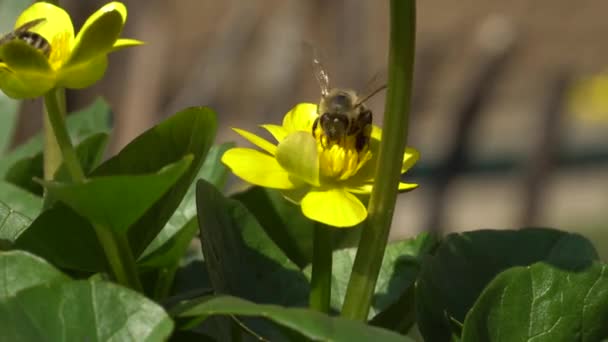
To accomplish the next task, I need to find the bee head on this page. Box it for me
[320,113,349,140]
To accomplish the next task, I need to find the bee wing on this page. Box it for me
[356,70,388,106]
[0,18,46,45]
[310,45,330,97]
[15,18,47,33]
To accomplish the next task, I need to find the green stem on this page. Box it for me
[309,223,333,313]
[93,225,143,292]
[153,266,178,300]
[341,0,416,320]
[44,88,142,292]
[43,88,84,181]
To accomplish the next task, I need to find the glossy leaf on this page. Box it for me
[91,106,217,257]
[0,200,31,244]
[0,97,111,177]
[462,262,608,342]
[5,132,108,196]
[0,181,41,218]
[138,218,198,270]
[0,280,174,341]
[15,204,105,272]
[0,250,68,298]
[173,295,413,342]
[142,143,233,259]
[416,228,599,342]
[0,93,19,156]
[41,157,192,235]
[233,186,362,268]
[196,179,309,306]
[304,232,436,320]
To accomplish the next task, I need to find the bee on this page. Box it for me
[0,18,51,57]
[311,53,386,152]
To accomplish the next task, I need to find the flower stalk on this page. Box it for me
[309,223,333,312]
[341,0,416,320]
[43,87,84,181]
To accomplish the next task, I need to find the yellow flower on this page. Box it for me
[568,72,608,122]
[222,103,419,228]
[0,2,142,99]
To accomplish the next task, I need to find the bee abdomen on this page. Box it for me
[18,31,51,56]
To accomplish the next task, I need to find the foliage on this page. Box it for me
[1,1,607,341]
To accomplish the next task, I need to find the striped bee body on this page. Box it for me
[0,18,51,57]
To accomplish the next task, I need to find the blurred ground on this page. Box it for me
[10,0,608,258]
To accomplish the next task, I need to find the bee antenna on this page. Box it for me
[355,84,387,108]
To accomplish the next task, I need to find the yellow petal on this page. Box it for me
[57,55,108,89]
[67,2,127,66]
[402,147,419,174]
[111,38,144,52]
[276,131,320,186]
[282,103,319,133]
[16,2,75,45]
[233,128,276,155]
[261,124,288,143]
[0,64,55,99]
[281,186,310,204]
[221,148,297,189]
[301,188,367,228]
[398,182,418,192]
[346,181,418,194]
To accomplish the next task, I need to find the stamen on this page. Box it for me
[316,134,371,180]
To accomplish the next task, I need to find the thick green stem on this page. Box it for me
[44,88,142,291]
[43,88,84,181]
[309,224,333,313]
[341,0,416,320]
[93,225,143,292]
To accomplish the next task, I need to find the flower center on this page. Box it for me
[49,31,71,70]
[317,135,372,181]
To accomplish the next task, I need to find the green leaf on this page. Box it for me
[233,186,361,268]
[15,204,105,272]
[0,181,41,218]
[92,106,217,257]
[462,262,608,342]
[173,295,414,342]
[41,157,192,234]
[0,250,69,298]
[0,97,111,177]
[416,228,599,342]
[0,279,174,341]
[5,132,109,196]
[15,108,216,273]
[303,232,436,320]
[141,143,233,259]
[0,93,19,156]
[196,179,309,306]
[0,200,31,244]
[138,218,198,270]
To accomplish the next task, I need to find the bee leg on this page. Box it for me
[355,110,373,151]
[312,117,320,138]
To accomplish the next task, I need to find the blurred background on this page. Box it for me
[6,0,608,258]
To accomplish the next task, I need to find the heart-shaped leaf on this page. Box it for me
[416,228,599,342]
[0,250,68,298]
[41,157,192,234]
[0,97,111,177]
[0,279,174,341]
[172,295,413,342]
[91,106,217,257]
[303,232,436,321]
[142,143,233,259]
[462,262,608,341]
[233,186,362,268]
[15,204,105,272]
[196,179,309,306]
[0,181,41,218]
[5,132,108,196]
[0,201,31,244]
